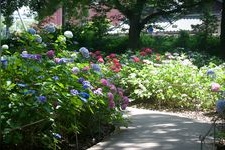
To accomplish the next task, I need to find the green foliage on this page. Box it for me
[0,27,129,149]
[118,51,224,110]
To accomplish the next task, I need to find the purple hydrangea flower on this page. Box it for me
[21,53,42,61]
[70,89,79,95]
[109,100,115,109]
[79,47,90,58]
[46,50,55,59]
[37,96,47,103]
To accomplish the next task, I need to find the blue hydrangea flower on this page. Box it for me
[79,47,90,58]
[207,69,216,79]
[70,89,79,95]
[1,58,7,68]
[44,24,56,33]
[216,99,225,115]
[78,77,85,84]
[52,133,62,139]
[78,92,89,102]
[82,81,92,89]
[17,83,28,87]
[37,96,47,103]
[27,28,36,35]
[91,64,101,72]
[34,34,42,43]
[52,76,59,80]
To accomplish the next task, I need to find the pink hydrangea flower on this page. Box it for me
[100,79,108,86]
[107,92,114,101]
[211,83,220,92]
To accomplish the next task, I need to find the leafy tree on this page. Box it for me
[220,0,225,59]
[1,0,211,50]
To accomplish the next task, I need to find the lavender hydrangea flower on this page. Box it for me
[70,89,79,95]
[21,53,42,61]
[91,64,101,72]
[79,47,90,58]
[37,96,47,103]
[64,31,73,38]
[27,28,36,35]
[82,81,92,89]
[93,88,103,95]
[71,67,80,74]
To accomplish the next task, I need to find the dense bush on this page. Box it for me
[117,49,225,110]
[0,27,129,149]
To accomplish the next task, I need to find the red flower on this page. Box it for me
[144,48,153,54]
[95,50,101,55]
[97,58,104,63]
[140,51,147,56]
[133,56,140,62]
[112,58,119,64]
[109,53,116,59]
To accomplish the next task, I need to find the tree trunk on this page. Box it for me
[220,0,225,59]
[128,18,142,50]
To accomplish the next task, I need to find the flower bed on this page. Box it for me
[0,27,129,149]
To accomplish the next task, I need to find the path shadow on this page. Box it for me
[88,108,212,150]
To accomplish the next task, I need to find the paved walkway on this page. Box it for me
[88,107,213,150]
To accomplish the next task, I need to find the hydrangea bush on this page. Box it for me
[0,27,129,149]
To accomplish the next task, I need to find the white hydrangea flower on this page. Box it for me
[2,44,9,50]
[22,51,28,54]
[64,31,73,38]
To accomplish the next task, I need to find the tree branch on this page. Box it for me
[141,0,207,27]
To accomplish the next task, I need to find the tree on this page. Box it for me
[96,0,210,49]
[220,0,225,59]
[1,0,210,50]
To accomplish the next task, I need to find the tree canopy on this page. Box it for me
[0,0,219,50]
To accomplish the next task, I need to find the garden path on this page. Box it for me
[88,107,212,150]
